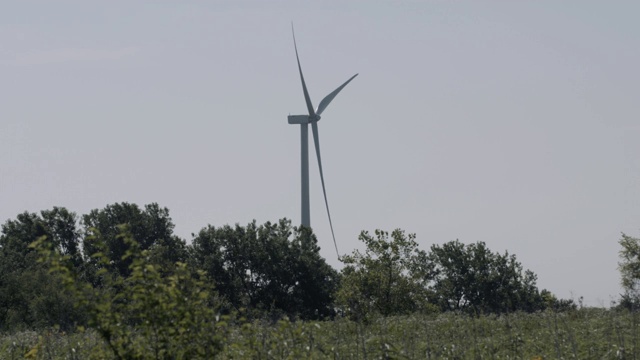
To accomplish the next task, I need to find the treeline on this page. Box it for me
[0,202,574,333]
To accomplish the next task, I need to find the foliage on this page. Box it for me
[189,219,339,320]
[0,208,81,268]
[337,229,435,320]
[31,225,226,359]
[3,308,640,359]
[82,202,187,281]
[0,208,84,331]
[619,232,640,309]
[1,201,580,350]
[428,240,546,314]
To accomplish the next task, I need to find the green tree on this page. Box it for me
[427,240,545,314]
[0,208,83,331]
[619,232,640,309]
[82,202,187,280]
[31,225,226,359]
[41,207,84,268]
[189,219,339,320]
[337,229,434,321]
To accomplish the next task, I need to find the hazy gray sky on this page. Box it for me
[2,1,639,306]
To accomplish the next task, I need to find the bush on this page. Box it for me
[32,225,226,359]
[337,229,435,321]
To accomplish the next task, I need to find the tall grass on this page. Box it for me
[1,308,638,359]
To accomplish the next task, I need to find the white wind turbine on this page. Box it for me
[287,26,358,255]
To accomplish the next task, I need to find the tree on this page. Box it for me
[0,208,84,330]
[189,219,339,320]
[31,225,226,359]
[427,240,544,314]
[41,207,84,268]
[82,202,187,280]
[619,233,640,309]
[337,229,434,320]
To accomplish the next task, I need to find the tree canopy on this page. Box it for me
[0,202,574,334]
[337,229,433,320]
[189,219,339,320]
[427,240,545,313]
[337,231,548,319]
[82,202,187,280]
[0,208,83,330]
[619,232,640,309]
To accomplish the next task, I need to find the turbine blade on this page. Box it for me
[292,24,315,117]
[316,73,358,116]
[311,121,339,256]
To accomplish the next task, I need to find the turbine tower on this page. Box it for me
[287,26,358,255]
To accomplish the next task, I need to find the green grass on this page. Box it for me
[1,308,638,359]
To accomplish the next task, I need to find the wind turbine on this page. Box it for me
[287,26,358,255]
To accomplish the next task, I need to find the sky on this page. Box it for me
[1,1,639,306]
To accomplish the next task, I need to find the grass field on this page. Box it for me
[1,308,638,359]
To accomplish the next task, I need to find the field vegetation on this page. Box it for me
[2,309,639,359]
